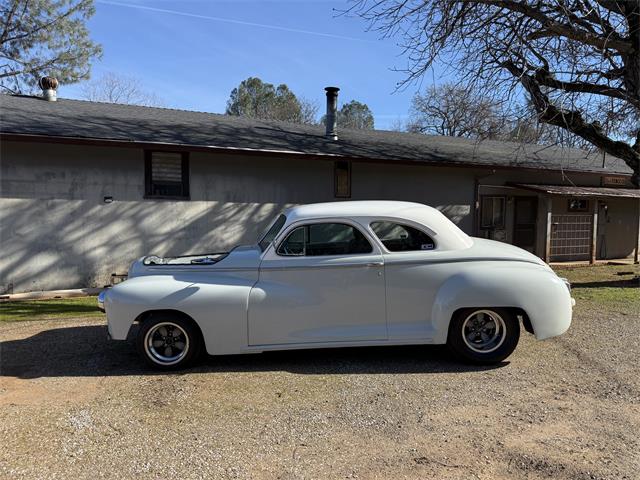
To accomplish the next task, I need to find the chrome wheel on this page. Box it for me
[461,310,506,354]
[144,322,190,366]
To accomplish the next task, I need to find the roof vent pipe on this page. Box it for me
[39,76,58,102]
[324,86,339,140]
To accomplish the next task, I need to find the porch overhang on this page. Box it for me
[513,184,640,265]
[512,184,640,199]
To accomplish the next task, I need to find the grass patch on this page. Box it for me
[553,264,639,314]
[0,296,102,322]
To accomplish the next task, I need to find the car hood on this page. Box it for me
[128,244,262,278]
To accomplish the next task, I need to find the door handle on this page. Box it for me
[366,262,384,267]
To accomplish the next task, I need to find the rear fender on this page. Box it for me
[430,263,572,343]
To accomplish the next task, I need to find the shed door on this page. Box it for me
[513,197,538,252]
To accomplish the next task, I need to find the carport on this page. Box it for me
[514,184,640,264]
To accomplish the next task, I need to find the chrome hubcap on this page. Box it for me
[144,322,189,365]
[461,310,506,354]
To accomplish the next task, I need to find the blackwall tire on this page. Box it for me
[447,308,520,364]
[136,315,202,370]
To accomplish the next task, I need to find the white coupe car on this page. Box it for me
[101,201,573,369]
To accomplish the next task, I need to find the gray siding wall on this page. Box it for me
[1,142,476,293]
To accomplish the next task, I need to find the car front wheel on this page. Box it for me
[136,315,202,370]
[447,308,520,364]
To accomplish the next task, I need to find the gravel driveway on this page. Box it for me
[1,291,639,479]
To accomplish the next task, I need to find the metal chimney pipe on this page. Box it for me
[39,76,59,102]
[324,86,339,140]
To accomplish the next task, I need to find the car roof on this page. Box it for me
[285,200,429,220]
[283,201,473,251]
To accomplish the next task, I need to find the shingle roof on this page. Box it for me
[0,94,632,175]
[515,184,640,198]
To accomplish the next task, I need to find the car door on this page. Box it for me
[248,220,387,346]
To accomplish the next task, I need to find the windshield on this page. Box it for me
[258,214,287,252]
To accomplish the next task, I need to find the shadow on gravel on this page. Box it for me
[571,277,639,289]
[0,324,507,379]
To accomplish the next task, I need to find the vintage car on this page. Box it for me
[101,201,573,369]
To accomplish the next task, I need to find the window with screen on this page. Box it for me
[370,221,435,251]
[568,198,589,212]
[334,161,351,198]
[480,196,506,228]
[145,151,189,199]
[277,223,372,256]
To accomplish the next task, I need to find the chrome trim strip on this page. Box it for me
[381,257,542,267]
[144,267,258,273]
[260,261,384,271]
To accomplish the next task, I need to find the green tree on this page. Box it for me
[338,100,374,130]
[226,77,317,124]
[322,100,375,130]
[0,0,102,93]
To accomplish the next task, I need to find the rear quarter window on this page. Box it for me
[371,221,435,252]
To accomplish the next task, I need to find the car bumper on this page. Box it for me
[97,289,107,312]
[560,276,576,307]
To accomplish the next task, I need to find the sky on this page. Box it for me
[60,0,448,130]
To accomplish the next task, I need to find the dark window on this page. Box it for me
[259,214,287,252]
[568,198,589,212]
[278,225,307,256]
[145,151,189,199]
[481,196,506,228]
[334,161,351,198]
[371,221,435,251]
[277,223,372,256]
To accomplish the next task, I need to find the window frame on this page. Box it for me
[480,195,506,229]
[334,160,351,198]
[144,150,190,200]
[369,220,437,253]
[567,198,589,212]
[275,221,374,257]
[258,214,287,252]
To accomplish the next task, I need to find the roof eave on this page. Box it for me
[0,132,633,178]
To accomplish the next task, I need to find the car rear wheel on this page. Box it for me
[447,308,520,364]
[136,315,202,370]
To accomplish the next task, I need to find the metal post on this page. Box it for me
[591,200,599,264]
[544,196,552,263]
[635,198,640,264]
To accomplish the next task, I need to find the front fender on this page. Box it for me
[105,270,258,355]
[430,262,572,343]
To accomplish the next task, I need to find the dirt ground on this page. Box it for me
[1,267,639,479]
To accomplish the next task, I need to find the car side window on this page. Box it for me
[277,223,373,256]
[370,221,435,252]
[278,225,306,255]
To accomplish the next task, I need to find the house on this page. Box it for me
[1,85,639,293]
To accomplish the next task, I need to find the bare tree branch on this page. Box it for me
[503,60,640,185]
[80,72,164,107]
[348,0,640,185]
